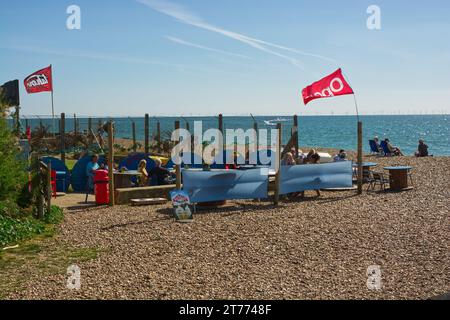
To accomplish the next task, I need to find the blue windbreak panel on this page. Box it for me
[183,168,269,203]
[280,161,353,195]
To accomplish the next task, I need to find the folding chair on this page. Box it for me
[367,171,389,191]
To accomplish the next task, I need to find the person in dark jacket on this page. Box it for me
[149,158,172,185]
[415,139,429,157]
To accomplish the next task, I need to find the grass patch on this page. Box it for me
[0,236,100,298]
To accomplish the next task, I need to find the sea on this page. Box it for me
[12,115,450,156]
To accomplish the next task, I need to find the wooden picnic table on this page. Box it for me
[113,170,140,188]
[383,166,413,191]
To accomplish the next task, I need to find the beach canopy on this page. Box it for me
[118,153,156,172]
[40,157,70,192]
[71,155,106,192]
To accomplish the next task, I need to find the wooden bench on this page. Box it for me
[114,185,176,205]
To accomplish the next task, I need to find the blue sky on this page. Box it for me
[1,0,449,116]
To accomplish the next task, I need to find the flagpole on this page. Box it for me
[50,64,55,137]
[353,94,360,123]
[342,70,363,195]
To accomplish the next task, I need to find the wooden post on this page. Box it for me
[60,113,66,164]
[98,119,104,149]
[357,121,363,195]
[175,121,181,190]
[107,121,115,206]
[132,121,137,153]
[88,118,93,145]
[144,114,149,157]
[274,123,282,205]
[47,162,52,214]
[74,114,77,136]
[218,113,224,155]
[15,106,20,136]
[293,115,299,158]
[156,121,161,153]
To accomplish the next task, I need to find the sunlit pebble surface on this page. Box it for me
[7,155,450,300]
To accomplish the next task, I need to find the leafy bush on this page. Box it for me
[43,205,64,224]
[0,117,27,205]
[0,214,45,247]
[0,205,64,247]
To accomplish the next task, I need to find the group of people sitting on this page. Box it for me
[281,148,322,199]
[281,148,322,166]
[137,158,174,187]
[372,136,429,157]
[86,154,174,190]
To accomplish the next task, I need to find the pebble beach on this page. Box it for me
[3,155,450,300]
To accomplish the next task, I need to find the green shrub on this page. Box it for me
[44,205,64,224]
[0,118,27,205]
[0,214,45,248]
[0,205,64,248]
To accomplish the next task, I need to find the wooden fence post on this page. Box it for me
[357,121,363,195]
[144,114,149,157]
[47,161,52,214]
[60,113,65,164]
[175,121,181,190]
[88,118,93,145]
[74,114,77,136]
[274,123,282,205]
[132,121,137,153]
[107,121,115,206]
[156,121,161,153]
[293,115,299,158]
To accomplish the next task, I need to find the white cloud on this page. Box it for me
[138,0,335,68]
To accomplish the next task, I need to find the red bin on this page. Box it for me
[94,170,109,205]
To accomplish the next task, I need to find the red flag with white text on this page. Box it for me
[24,65,53,94]
[302,68,354,105]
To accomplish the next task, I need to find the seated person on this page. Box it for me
[149,158,173,185]
[281,152,296,166]
[385,139,404,156]
[86,154,100,191]
[137,159,149,187]
[303,149,316,164]
[333,150,347,162]
[299,153,321,198]
[373,136,382,152]
[415,139,429,157]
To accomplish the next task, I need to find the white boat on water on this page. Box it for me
[264,118,289,126]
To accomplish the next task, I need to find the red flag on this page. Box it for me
[302,68,354,105]
[24,65,53,94]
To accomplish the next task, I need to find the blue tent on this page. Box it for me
[40,157,70,192]
[118,153,156,171]
[71,155,106,192]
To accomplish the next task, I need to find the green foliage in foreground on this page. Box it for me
[0,205,64,248]
[0,118,27,205]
